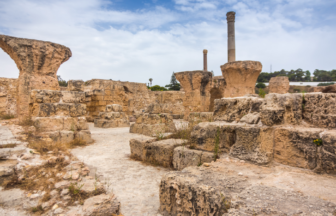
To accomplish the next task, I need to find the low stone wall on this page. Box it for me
[29,90,92,143]
[130,138,214,169]
[0,78,17,117]
[146,91,185,116]
[94,104,129,128]
[129,113,176,137]
[188,112,213,123]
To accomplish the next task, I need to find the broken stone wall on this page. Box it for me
[84,79,186,121]
[29,89,92,143]
[94,104,129,128]
[0,78,18,117]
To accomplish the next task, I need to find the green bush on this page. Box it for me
[317,82,335,86]
[256,82,266,89]
[149,85,167,91]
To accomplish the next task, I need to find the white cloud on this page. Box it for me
[0,0,335,86]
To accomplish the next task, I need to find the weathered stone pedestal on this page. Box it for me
[175,71,212,119]
[220,61,262,97]
[0,35,72,120]
[269,76,290,94]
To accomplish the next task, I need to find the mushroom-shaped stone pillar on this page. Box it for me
[220,61,262,97]
[175,70,212,119]
[0,35,72,119]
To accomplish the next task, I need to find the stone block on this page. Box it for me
[129,137,156,160]
[0,146,26,159]
[69,103,86,117]
[82,194,120,215]
[214,96,263,122]
[173,147,214,170]
[145,103,162,114]
[94,119,117,128]
[99,112,121,120]
[303,93,336,128]
[269,76,290,94]
[239,112,260,124]
[61,91,85,103]
[63,117,77,131]
[67,80,84,92]
[60,131,74,143]
[260,93,302,126]
[76,130,93,144]
[188,112,213,123]
[30,90,62,103]
[143,139,185,167]
[273,127,322,169]
[33,117,64,132]
[129,123,143,134]
[30,103,57,117]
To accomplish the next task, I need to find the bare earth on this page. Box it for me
[71,123,168,216]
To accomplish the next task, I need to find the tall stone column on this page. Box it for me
[203,49,208,71]
[226,11,236,62]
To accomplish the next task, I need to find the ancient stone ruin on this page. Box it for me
[268,76,290,93]
[1,10,336,216]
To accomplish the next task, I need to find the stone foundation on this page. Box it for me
[0,78,17,116]
[94,104,129,128]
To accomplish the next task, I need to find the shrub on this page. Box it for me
[149,85,167,91]
[317,82,335,86]
[256,82,266,89]
[0,113,15,120]
[258,88,266,98]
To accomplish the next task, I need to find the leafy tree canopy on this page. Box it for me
[165,72,180,91]
[57,75,68,87]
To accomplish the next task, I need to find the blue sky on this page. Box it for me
[1,0,336,86]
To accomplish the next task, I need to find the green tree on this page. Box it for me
[165,72,180,91]
[149,78,153,86]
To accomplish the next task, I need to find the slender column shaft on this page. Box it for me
[226,11,236,62]
[203,49,208,71]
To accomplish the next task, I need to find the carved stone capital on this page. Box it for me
[203,49,208,54]
[226,11,235,22]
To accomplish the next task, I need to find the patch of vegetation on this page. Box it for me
[0,113,15,120]
[31,205,43,213]
[258,88,266,98]
[68,138,87,148]
[255,82,266,89]
[0,143,17,149]
[149,85,168,91]
[313,138,323,146]
[165,72,180,91]
[317,82,335,86]
[57,75,68,87]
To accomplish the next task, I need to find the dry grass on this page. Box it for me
[0,113,15,120]
[67,138,88,149]
[0,143,17,148]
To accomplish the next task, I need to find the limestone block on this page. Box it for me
[33,116,64,132]
[269,76,290,94]
[76,117,89,130]
[213,96,263,122]
[303,93,336,128]
[0,35,72,119]
[142,124,166,137]
[129,123,143,134]
[60,131,74,143]
[260,93,302,126]
[316,130,336,174]
[143,139,185,168]
[82,194,120,216]
[173,147,214,170]
[106,104,123,112]
[129,137,156,160]
[63,117,77,131]
[145,103,162,114]
[61,91,85,103]
[94,119,117,128]
[0,146,26,159]
[67,80,84,92]
[220,61,262,97]
[75,130,93,143]
[30,90,62,104]
[69,104,86,117]
[191,122,237,152]
[99,112,121,120]
[239,112,260,124]
[188,112,213,123]
[321,85,336,93]
[273,127,322,170]
[230,126,274,165]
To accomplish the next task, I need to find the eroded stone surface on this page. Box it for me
[268,76,290,94]
[0,35,71,119]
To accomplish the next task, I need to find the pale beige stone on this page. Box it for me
[269,76,290,94]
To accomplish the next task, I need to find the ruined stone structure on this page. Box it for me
[0,35,71,120]
[221,61,262,97]
[29,89,92,143]
[269,76,290,94]
[129,113,176,137]
[94,104,129,128]
[175,71,212,119]
[209,76,225,111]
[0,78,17,116]
[226,11,236,62]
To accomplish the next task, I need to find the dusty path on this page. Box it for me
[71,123,168,216]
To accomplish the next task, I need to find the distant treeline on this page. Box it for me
[257,69,336,82]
